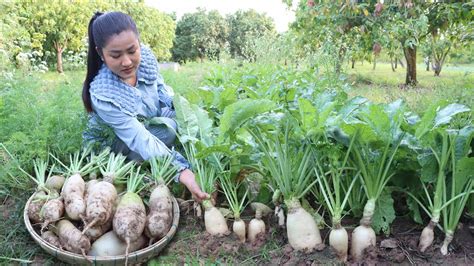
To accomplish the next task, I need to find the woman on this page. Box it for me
[82,11,208,202]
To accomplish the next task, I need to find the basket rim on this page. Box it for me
[24,191,179,262]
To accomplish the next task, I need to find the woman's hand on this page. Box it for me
[179,169,209,203]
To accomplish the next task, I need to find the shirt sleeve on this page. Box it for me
[158,83,176,118]
[91,97,190,173]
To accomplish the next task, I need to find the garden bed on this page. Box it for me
[151,204,474,265]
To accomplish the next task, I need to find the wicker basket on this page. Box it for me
[24,193,179,265]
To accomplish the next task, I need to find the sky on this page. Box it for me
[144,0,299,33]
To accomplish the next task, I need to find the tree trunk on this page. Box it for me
[433,62,441,76]
[335,46,346,74]
[351,59,355,69]
[398,58,405,68]
[390,58,395,72]
[395,58,398,69]
[56,45,64,73]
[373,56,377,70]
[432,46,450,77]
[403,45,417,86]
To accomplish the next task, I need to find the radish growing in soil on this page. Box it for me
[248,202,272,243]
[181,140,229,236]
[219,169,249,242]
[51,149,107,221]
[173,95,232,236]
[249,123,321,251]
[313,136,358,262]
[406,130,474,255]
[82,152,133,236]
[113,166,147,265]
[196,161,229,236]
[145,155,178,244]
[348,134,403,261]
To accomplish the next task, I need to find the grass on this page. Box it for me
[0,70,86,193]
[346,61,474,114]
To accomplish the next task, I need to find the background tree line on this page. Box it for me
[288,0,473,85]
[1,0,471,87]
[0,1,276,73]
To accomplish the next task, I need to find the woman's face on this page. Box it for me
[101,30,141,82]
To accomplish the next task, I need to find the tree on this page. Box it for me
[172,8,228,62]
[118,3,176,61]
[0,2,32,70]
[15,1,90,73]
[425,2,472,76]
[226,9,276,61]
[291,1,379,74]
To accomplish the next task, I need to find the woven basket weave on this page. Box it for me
[24,193,179,265]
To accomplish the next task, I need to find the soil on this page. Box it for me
[3,194,473,265]
[155,205,474,265]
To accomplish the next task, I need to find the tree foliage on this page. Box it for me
[172,8,228,63]
[289,0,473,85]
[16,1,90,73]
[226,10,277,61]
[117,3,176,61]
[0,2,31,70]
[424,2,473,76]
[1,0,176,72]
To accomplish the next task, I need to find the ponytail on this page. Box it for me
[82,12,103,113]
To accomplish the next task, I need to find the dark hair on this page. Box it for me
[82,11,140,113]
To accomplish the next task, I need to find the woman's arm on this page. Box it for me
[92,97,187,166]
[179,169,210,202]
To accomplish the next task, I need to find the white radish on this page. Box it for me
[40,196,64,231]
[329,225,348,262]
[145,156,176,244]
[233,218,246,243]
[419,219,436,252]
[248,216,265,243]
[145,184,173,243]
[21,159,57,224]
[202,199,229,236]
[45,175,65,192]
[28,191,47,224]
[89,231,147,256]
[286,198,322,251]
[41,230,61,248]
[275,205,285,228]
[440,230,454,255]
[351,198,376,261]
[61,173,86,220]
[84,215,113,242]
[248,203,272,243]
[84,152,132,235]
[55,220,91,257]
[82,181,117,233]
[113,167,146,265]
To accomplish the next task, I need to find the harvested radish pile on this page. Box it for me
[25,149,180,263]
